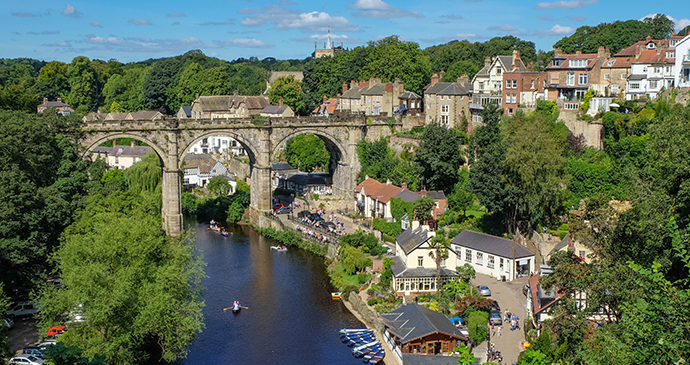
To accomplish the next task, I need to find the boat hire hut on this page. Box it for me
[450,230,535,281]
[381,303,468,364]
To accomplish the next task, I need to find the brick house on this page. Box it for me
[545,47,608,111]
[501,69,547,116]
[423,74,471,128]
[37,98,73,115]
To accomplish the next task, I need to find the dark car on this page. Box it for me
[322,221,336,229]
[275,206,292,214]
[297,210,311,218]
[309,213,324,222]
[21,347,44,358]
[489,310,502,325]
[490,300,500,311]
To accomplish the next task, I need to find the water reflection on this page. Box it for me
[181,222,364,365]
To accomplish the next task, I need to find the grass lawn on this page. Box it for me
[465,209,485,219]
[332,264,361,287]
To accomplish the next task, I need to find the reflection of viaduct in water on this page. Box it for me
[80,116,400,236]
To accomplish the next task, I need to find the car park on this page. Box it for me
[275,206,292,214]
[477,285,491,296]
[322,221,335,229]
[490,300,500,311]
[489,310,502,325]
[272,203,284,210]
[37,341,57,352]
[309,213,324,221]
[7,301,40,318]
[9,354,45,364]
[21,347,44,358]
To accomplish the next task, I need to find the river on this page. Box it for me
[181,221,365,365]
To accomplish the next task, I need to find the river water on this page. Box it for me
[181,221,365,365]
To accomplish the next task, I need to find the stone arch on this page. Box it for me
[179,130,261,169]
[81,132,168,166]
[271,128,347,165]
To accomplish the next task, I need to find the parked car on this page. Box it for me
[275,206,292,214]
[272,203,284,210]
[309,213,323,221]
[37,341,57,352]
[21,347,44,358]
[9,354,45,364]
[7,301,40,319]
[297,210,311,218]
[477,285,491,296]
[321,221,335,229]
[490,300,500,311]
[489,310,502,325]
[3,317,14,329]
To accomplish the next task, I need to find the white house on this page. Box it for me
[390,220,458,296]
[625,40,676,100]
[188,135,245,156]
[354,177,404,220]
[182,154,228,188]
[450,230,535,281]
[674,35,690,88]
[90,144,152,170]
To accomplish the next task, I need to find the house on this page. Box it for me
[545,47,609,111]
[599,57,633,99]
[396,91,422,116]
[450,230,535,281]
[526,269,567,326]
[272,162,299,189]
[90,141,152,170]
[182,154,228,188]
[37,98,73,115]
[260,103,294,118]
[618,36,677,100]
[546,233,593,264]
[312,97,339,116]
[390,220,458,296]
[189,94,269,119]
[380,303,467,363]
[673,34,690,88]
[265,71,304,94]
[339,78,405,116]
[188,135,243,155]
[354,177,446,222]
[176,105,192,118]
[423,74,471,128]
[472,50,527,108]
[82,112,108,122]
[285,173,332,194]
[501,68,547,116]
[82,110,164,121]
[391,184,447,223]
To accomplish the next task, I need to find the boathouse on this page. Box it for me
[381,303,468,364]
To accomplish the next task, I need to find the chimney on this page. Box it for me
[343,82,348,94]
[359,80,369,89]
[337,93,341,98]
[131,140,135,147]
[431,73,440,86]
[279,97,284,106]
[597,46,606,59]
[57,97,62,103]
[365,174,369,180]
[673,31,677,37]
[402,182,408,190]
[575,50,582,55]
[112,139,117,147]
[323,95,327,102]
[412,219,420,231]
[43,97,48,104]
[386,179,391,185]
[440,70,445,80]
[646,35,652,42]
[511,49,520,70]
[351,80,358,90]
[457,74,469,87]
[484,56,491,68]
[554,48,562,57]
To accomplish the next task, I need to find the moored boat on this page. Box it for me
[270,246,288,251]
[332,292,342,300]
[340,328,371,333]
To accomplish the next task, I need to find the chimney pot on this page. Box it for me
[554,48,562,57]
[343,82,348,93]
[279,97,284,106]
[112,139,117,147]
[131,140,135,147]
[43,97,48,104]
[402,182,408,189]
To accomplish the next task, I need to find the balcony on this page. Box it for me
[684,55,690,65]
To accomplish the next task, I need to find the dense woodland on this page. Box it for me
[1,14,690,365]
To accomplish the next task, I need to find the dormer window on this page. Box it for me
[569,59,588,68]
[647,42,655,49]
[667,51,675,58]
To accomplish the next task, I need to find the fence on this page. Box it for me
[288,215,343,244]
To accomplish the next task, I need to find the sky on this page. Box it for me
[2,0,689,64]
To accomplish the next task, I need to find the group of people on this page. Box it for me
[488,343,503,362]
[296,225,331,243]
[211,220,229,236]
[504,309,520,331]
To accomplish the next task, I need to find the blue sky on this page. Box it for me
[2,0,689,63]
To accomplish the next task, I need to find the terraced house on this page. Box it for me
[545,47,608,111]
[423,73,471,128]
[189,94,269,119]
[339,78,405,116]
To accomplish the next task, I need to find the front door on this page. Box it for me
[426,341,442,355]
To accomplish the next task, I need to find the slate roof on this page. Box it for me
[399,91,421,99]
[627,74,645,81]
[341,86,363,99]
[395,227,431,255]
[177,106,192,118]
[261,105,290,114]
[287,173,328,186]
[183,154,223,174]
[498,55,527,72]
[229,95,269,110]
[39,100,71,108]
[197,96,230,111]
[393,189,422,203]
[91,146,112,154]
[360,83,387,96]
[109,146,152,157]
[390,255,458,279]
[450,230,534,259]
[426,191,446,200]
[272,162,295,171]
[424,82,470,96]
[128,110,163,120]
[402,353,477,365]
[268,71,304,83]
[381,303,467,344]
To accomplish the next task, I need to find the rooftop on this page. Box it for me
[380,303,467,344]
[450,230,534,259]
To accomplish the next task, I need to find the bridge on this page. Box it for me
[80,115,400,236]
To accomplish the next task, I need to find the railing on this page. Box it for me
[288,216,342,244]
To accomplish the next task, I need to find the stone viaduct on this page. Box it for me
[79,115,400,236]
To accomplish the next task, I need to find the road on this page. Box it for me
[470,273,530,364]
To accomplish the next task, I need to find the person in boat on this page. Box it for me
[282,246,286,250]
[210,219,216,227]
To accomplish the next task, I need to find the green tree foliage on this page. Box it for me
[268,75,305,115]
[101,67,149,112]
[0,110,87,298]
[359,36,432,95]
[469,103,508,214]
[124,151,162,194]
[442,60,480,83]
[455,263,475,282]
[428,231,451,289]
[339,245,369,275]
[466,311,489,346]
[226,189,250,223]
[0,283,10,358]
[413,196,436,222]
[415,123,462,193]
[34,61,70,102]
[43,342,106,365]
[207,176,233,198]
[390,197,414,221]
[67,56,100,112]
[553,15,674,54]
[340,229,387,256]
[285,134,330,172]
[143,57,183,112]
[38,189,205,364]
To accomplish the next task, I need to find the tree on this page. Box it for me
[466,311,489,346]
[413,196,436,222]
[455,263,475,282]
[453,343,477,365]
[428,231,451,290]
[38,190,205,364]
[285,134,330,172]
[469,103,508,215]
[34,61,70,102]
[0,283,11,358]
[143,57,182,112]
[449,187,475,217]
[43,342,105,365]
[340,245,368,275]
[359,36,432,95]
[268,75,305,115]
[67,56,100,112]
[207,176,233,198]
[415,123,462,193]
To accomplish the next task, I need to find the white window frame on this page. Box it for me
[511,93,516,104]
[604,73,610,80]
[567,72,575,86]
[488,255,495,269]
[649,80,658,89]
[630,83,640,90]
[476,252,483,266]
[465,249,471,263]
[418,256,424,267]
[578,73,588,85]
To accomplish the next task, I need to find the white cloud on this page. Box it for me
[128,18,152,26]
[293,33,359,43]
[28,30,60,35]
[63,4,83,18]
[167,12,185,17]
[241,10,362,32]
[487,24,520,33]
[350,0,423,19]
[534,0,597,9]
[91,21,103,28]
[525,24,575,36]
[172,21,181,26]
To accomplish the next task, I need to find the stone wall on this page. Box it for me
[388,136,421,155]
[347,292,384,330]
[226,156,251,181]
[559,112,603,149]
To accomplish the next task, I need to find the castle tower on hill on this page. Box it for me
[314,28,344,59]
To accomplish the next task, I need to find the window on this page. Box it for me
[440,115,449,125]
[441,258,446,268]
[114,157,119,164]
[578,73,588,85]
[630,83,640,89]
[496,67,502,75]
[418,256,423,267]
[376,96,381,103]
[508,108,513,115]
[621,73,627,80]
[649,80,658,89]
[665,66,671,73]
[441,104,449,113]
[479,82,484,91]
[500,258,504,269]
[511,93,517,103]
[569,59,587,67]
[654,67,661,74]
[476,252,483,266]
[506,80,511,89]
[604,73,610,80]
[530,80,535,89]
[611,84,619,95]
[465,249,471,263]
[512,80,517,88]
[505,94,510,104]
[567,72,575,86]
[575,90,586,101]
[488,255,495,269]
[579,251,586,259]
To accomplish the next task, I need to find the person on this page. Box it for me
[491,321,495,336]
[497,325,501,338]
[282,246,286,250]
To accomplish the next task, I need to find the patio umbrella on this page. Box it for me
[609,103,620,108]
[47,325,65,337]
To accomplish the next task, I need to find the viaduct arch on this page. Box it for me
[80,115,400,236]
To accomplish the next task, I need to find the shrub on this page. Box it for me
[367,298,380,306]
[311,193,320,201]
[357,273,370,284]
[382,234,395,243]
[467,311,489,346]
[341,285,360,299]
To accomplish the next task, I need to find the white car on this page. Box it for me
[9,354,45,364]
[7,301,40,319]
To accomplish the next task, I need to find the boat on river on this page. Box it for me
[232,302,241,313]
[270,246,288,251]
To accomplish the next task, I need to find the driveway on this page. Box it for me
[470,273,530,364]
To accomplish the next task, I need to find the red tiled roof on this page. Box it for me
[633,49,673,63]
[601,57,633,68]
[355,177,403,203]
[530,272,567,315]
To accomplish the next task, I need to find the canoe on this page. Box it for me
[340,328,371,333]
[232,304,241,313]
[270,246,288,251]
[352,341,380,355]
[355,345,382,358]
[332,292,342,300]
[363,349,385,361]
[345,336,376,346]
